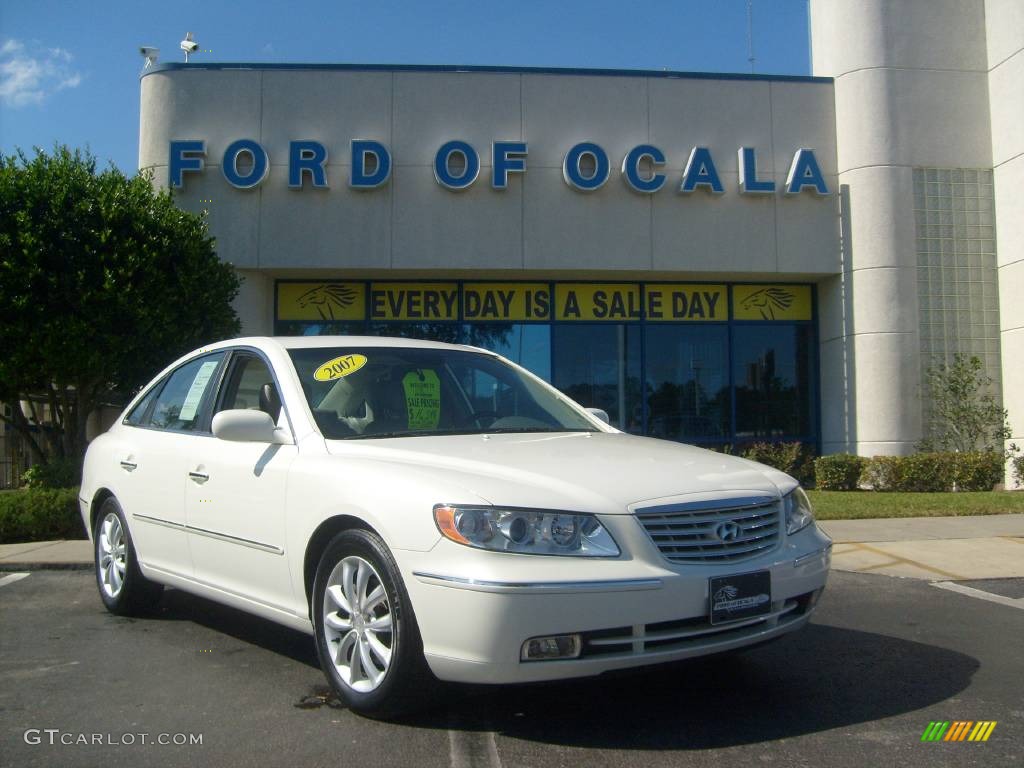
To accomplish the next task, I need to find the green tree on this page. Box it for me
[919,354,1010,453]
[0,146,240,470]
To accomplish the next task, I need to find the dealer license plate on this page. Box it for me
[709,571,772,625]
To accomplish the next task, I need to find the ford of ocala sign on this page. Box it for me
[169,140,829,196]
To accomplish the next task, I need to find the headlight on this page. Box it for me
[433,505,620,557]
[783,487,815,535]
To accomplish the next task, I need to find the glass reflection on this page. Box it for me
[553,325,642,433]
[733,325,813,439]
[645,325,729,442]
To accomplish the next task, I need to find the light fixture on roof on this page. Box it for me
[180,32,199,62]
[139,46,160,69]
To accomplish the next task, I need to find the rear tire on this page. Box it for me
[312,529,435,719]
[93,497,163,616]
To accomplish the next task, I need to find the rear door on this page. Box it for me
[116,352,227,577]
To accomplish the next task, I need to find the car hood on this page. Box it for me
[325,431,795,514]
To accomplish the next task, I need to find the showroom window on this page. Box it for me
[732,325,815,440]
[645,325,730,443]
[274,280,818,449]
[553,325,642,433]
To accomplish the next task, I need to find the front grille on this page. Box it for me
[580,597,804,657]
[636,496,781,563]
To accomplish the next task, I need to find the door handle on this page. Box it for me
[120,458,138,472]
[188,470,209,484]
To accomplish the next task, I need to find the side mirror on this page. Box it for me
[586,407,610,425]
[212,409,292,445]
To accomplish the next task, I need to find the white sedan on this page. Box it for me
[81,336,831,717]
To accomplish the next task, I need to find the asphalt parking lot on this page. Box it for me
[1,570,1021,767]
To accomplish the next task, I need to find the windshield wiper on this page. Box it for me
[341,427,596,439]
[344,430,451,440]
[483,427,595,435]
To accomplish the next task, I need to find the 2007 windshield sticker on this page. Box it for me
[314,354,368,382]
[403,370,441,430]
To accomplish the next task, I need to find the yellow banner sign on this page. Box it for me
[277,282,365,321]
[369,282,459,321]
[278,281,814,323]
[732,285,812,321]
[644,284,726,321]
[463,283,551,321]
[555,283,643,321]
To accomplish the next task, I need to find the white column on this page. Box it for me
[810,0,992,456]
[986,0,1024,487]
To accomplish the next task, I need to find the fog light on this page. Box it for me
[521,634,581,661]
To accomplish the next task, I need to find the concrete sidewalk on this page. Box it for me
[0,539,93,571]
[2,514,1023,581]
[820,514,1024,581]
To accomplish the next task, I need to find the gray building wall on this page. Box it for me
[139,68,840,281]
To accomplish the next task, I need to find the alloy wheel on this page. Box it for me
[321,556,394,693]
[98,512,127,598]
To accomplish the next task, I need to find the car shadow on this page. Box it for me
[133,590,979,750]
[412,622,979,750]
[139,587,320,669]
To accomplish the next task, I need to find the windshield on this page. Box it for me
[288,346,599,440]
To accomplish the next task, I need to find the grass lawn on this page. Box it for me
[807,490,1024,519]
[3,489,1021,525]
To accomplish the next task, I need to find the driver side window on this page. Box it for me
[217,354,282,422]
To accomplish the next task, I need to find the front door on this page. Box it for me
[184,352,296,612]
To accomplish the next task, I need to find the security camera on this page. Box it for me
[139,46,160,68]
[180,32,199,61]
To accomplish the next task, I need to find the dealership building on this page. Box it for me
[135,0,1022,478]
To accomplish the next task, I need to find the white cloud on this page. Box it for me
[0,38,83,108]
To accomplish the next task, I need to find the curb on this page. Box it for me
[0,561,92,572]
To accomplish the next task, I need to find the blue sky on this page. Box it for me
[0,1,811,174]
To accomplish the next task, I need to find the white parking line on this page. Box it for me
[0,572,31,589]
[449,727,502,768]
[931,581,1024,610]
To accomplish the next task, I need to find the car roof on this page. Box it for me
[210,336,491,354]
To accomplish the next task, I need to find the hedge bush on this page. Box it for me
[21,458,81,490]
[897,453,953,492]
[814,454,867,490]
[859,455,903,491]
[0,488,85,544]
[858,451,1003,492]
[952,451,1005,491]
[1014,454,1024,487]
[737,442,815,486]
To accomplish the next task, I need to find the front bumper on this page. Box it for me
[397,521,832,684]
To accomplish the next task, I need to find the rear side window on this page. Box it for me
[141,353,225,432]
[125,385,161,426]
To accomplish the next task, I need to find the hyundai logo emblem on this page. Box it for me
[714,521,743,542]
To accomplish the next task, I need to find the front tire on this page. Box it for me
[94,497,163,615]
[312,529,434,718]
